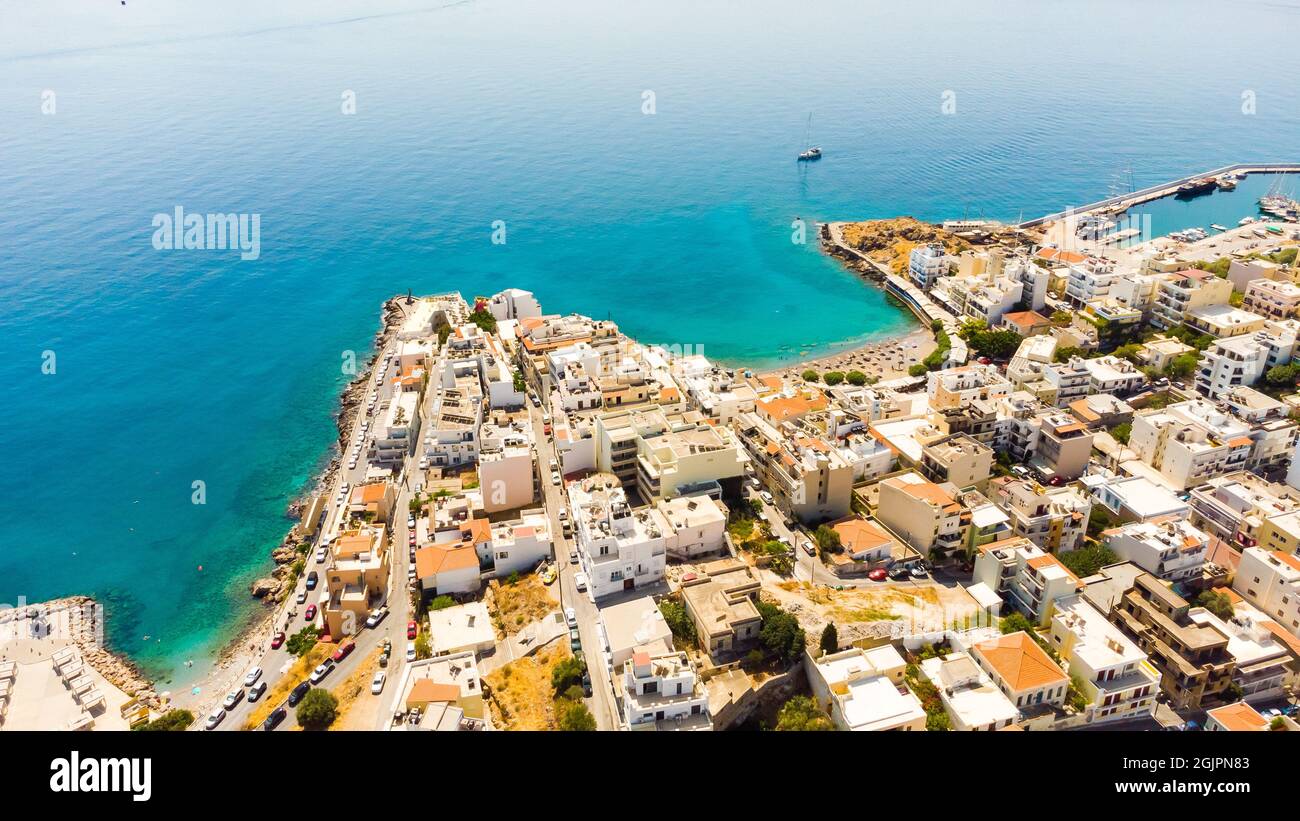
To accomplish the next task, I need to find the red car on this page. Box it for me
[332,638,356,663]
[305,604,317,621]
[868,568,888,582]
[270,631,286,650]
[407,621,418,640]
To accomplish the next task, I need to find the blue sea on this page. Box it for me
[3,0,1300,685]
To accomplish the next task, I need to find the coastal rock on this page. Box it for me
[250,577,280,599]
[271,544,297,565]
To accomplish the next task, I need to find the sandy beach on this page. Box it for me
[757,327,936,383]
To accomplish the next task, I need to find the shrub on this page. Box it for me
[1057,543,1118,577]
[556,698,596,731]
[428,595,455,611]
[908,363,929,377]
[414,633,431,660]
[551,654,586,693]
[801,369,820,382]
[756,600,806,663]
[295,688,338,730]
[135,709,193,732]
[999,612,1034,635]
[1195,590,1234,620]
[823,371,846,386]
[846,370,868,386]
[658,599,697,646]
[286,625,320,657]
[775,695,834,731]
[819,623,839,654]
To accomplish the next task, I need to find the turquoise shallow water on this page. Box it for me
[2,0,1300,684]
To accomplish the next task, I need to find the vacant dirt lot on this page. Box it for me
[483,642,570,731]
[485,575,558,637]
[769,580,981,644]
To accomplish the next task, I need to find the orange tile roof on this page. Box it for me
[1206,701,1268,732]
[1273,551,1300,573]
[461,518,492,545]
[831,517,893,555]
[1003,310,1050,329]
[407,679,461,706]
[757,393,826,423]
[414,544,479,578]
[1026,553,1084,588]
[1262,620,1300,658]
[974,632,1068,692]
[352,483,388,504]
[1227,436,1254,448]
[1036,248,1088,265]
[899,479,958,511]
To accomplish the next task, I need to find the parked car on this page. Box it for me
[802,539,816,557]
[888,566,909,580]
[310,661,334,684]
[305,571,319,591]
[204,709,226,730]
[581,671,592,698]
[569,548,579,565]
[365,607,389,629]
[405,641,416,661]
[247,680,268,702]
[371,671,387,695]
[270,631,286,650]
[909,565,927,579]
[565,607,577,628]
[296,590,308,605]
[263,707,287,730]
[304,604,317,621]
[569,628,582,652]
[868,568,888,582]
[407,516,416,529]
[407,620,418,640]
[539,565,557,585]
[243,667,263,688]
[315,547,328,564]
[760,491,774,505]
[222,689,244,710]
[551,471,561,486]
[574,572,588,592]
[332,639,356,663]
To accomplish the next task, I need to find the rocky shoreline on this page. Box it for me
[247,296,407,607]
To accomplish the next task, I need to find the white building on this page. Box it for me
[919,652,1019,731]
[1048,596,1160,724]
[486,288,542,321]
[909,244,947,290]
[805,646,927,731]
[1233,547,1300,636]
[618,649,711,731]
[477,419,538,513]
[1195,321,1299,399]
[375,390,421,465]
[1103,519,1210,583]
[488,510,552,578]
[571,479,667,600]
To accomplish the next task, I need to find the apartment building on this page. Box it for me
[919,652,1019,731]
[908,243,947,290]
[1048,595,1161,724]
[1128,402,1254,491]
[834,431,896,482]
[1196,322,1300,399]
[1006,334,1058,388]
[679,559,762,661]
[1041,358,1092,407]
[375,390,421,465]
[347,481,398,524]
[876,472,966,559]
[988,477,1091,554]
[570,478,667,600]
[1184,304,1268,339]
[323,524,391,638]
[926,364,1012,411]
[735,411,854,524]
[1102,519,1210,583]
[970,631,1070,713]
[973,537,1083,625]
[389,651,488,731]
[595,406,746,501]
[421,377,482,469]
[1151,268,1233,330]
[1032,413,1095,480]
[1108,572,1235,710]
[806,646,927,731]
[476,419,538,513]
[1082,473,1191,523]
[1189,606,1299,703]
[1233,547,1300,635]
[1189,472,1300,548]
[1205,701,1271,732]
[1065,257,1124,307]
[1138,335,1195,373]
[485,287,542,321]
[487,510,552,578]
[657,495,728,560]
[1243,277,1300,320]
[618,649,711,731]
[920,433,994,492]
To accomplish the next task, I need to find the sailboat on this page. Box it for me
[797,114,822,161]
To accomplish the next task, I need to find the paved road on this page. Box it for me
[526,395,621,730]
[215,342,413,731]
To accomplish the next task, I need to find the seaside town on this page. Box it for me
[9,172,1300,736]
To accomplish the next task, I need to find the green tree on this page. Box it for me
[775,695,834,731]
[1057,543,1119,577]
[823,371,846,386]
[468,308,498,334]
[414,633,432,660]
[908,363,929,377]
[1109,422,1132,444]
[845,370,868,386]
[1195,590,1234,620]
[1054,346,1088,363]
[819,623,839,654]
[1066,675,1090,712]
[427,595,455,611]
[658,599,698,646]
[286,625,320,657]
[135,709,194,732]
[1087,506,1115,538]
[756,600,806,663]
[1050,310,1073,327]
[1166,352,1199,379]
[999,612,1034,635]
[295,688,338,730]
[813,524,843,556]
[551,654,586,693]
[556,698,597,731]
[801,369,820,382]
[965,328,1022,360]
[1265,363,1300,388]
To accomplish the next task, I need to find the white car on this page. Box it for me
[405,641,416,661]
[243,667,263,688]
[310,662,334,685]
[417,458,429,470]
[407,516,416,529]
[371,671,387,695]
[565,607,577,629]
[315,547,328,564]
[551,471,561,486]
[365,606,389,629]
[296,590,308,604]
[574,572,588,592]
[204,709,226,730]
[760,491,774,505]
[557,509,568,522]
[222,689,244,710]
